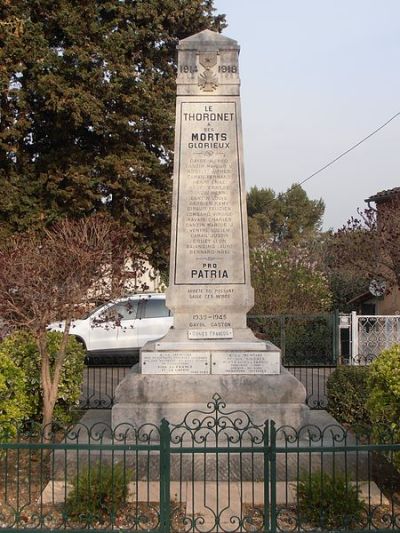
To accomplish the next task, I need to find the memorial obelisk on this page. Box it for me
[165,30,258,346]
[112,30,308,428]
[151,29,280,367]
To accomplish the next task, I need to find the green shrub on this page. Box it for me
[284,319,333,365]
[296,472,365,529]
[0,331,85,423]
[65,463,130,519]
[326,366,371,430]
[366,344,400,470]
[0,350,32,439]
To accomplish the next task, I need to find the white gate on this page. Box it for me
[349,312,400,364]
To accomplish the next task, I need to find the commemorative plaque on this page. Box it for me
[141,351,210,375]
[188,328,233,339]
[211,352,280,375]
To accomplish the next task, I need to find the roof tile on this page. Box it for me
[365,187,400,203]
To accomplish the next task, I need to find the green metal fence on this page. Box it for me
[247,312,340,409]
[1,394,399,533]
[247,311,339,365]
[80,360,132,409]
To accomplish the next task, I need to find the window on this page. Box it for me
[142,299,171,318]
[361,303,376,315]
[99,300,138,322]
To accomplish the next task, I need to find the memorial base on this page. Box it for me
[112,365,323,430]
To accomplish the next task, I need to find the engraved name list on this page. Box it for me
[174,101,245,286]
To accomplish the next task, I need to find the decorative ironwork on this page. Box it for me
[79,362,132,409]
[170,392,264,444]
[2,397,399,532]
[353,315,400,363]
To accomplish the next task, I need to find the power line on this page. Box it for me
[298,111,400,186]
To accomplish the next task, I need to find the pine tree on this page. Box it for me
[247,184,325,247]
[0,0,225,269]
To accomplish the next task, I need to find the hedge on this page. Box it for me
[0,331,85,424]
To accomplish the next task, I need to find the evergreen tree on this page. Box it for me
[0,0,225,269]
[247,184,325,248]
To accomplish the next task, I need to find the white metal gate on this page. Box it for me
[349,312,400,364]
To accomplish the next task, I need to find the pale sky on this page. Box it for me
[213,0,400,230]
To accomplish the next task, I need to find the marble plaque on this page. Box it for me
[141,351,210,375]
[188,328,233,339]
[211,352,280,375]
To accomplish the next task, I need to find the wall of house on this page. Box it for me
[377,287,400,315]
[87,260,165,304]
[374,193,400,315]
[124,262,164,293]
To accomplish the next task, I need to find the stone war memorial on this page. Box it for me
[113,30,332,430]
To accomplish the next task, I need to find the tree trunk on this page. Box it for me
[38,322,71,441]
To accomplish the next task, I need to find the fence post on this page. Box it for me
[331,309,339,364]
[280,316,286,362]
[350,311,359,365]
[270,420,277,533]
[159,418,171,533]
[263,420,270,532]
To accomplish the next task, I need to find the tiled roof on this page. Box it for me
[365,187,400,203]
[347,291,374,305]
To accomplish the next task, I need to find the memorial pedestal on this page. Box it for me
[112,329,312,429]
[112,364,313,429]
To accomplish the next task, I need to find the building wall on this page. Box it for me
[87,260,165,304]
[377,287,400,315]
[374,192,400,314]
[124,262,164,293]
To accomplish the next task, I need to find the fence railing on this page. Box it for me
[1,395,399,533]
[285,364,337,409]
[80,361,132,409]
[247,312,339,365]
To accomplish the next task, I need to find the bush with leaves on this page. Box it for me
[251,246,332,315]
[296,472,365,529]
[367,344,400,470]
[0,349,31,440]
[284,318,333,365]
[327,366,371,430]
[0,331,85,424]
[65,463,131,520]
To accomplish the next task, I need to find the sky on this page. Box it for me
[213,0,400,230]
